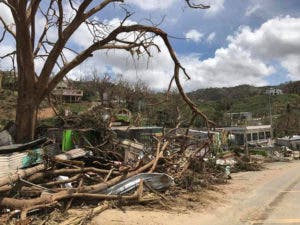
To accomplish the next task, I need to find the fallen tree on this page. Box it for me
[0,135,167,215]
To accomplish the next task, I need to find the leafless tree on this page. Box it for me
[0,0,213,143]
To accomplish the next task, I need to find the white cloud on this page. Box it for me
[185,29,203,42]
[180,16,300,90]
[245,3,261,17]
[71,18,137,49]
[207,32,216,43]
[74,19,272,91]
[2,9,299,92]
[181,46,274,90]
[0,5,17,71]
[65,16,300,91]
[128,0,224,13]
[0,3,14,25]
[203,0,225,16]
[69,38,174,90]
[228,16,300,80]
[127,0,176,10]
[69,22,274,91]
[68,18,174,90]
[281,55,300,80]
[228,17,300,59]
[0,44,15,70]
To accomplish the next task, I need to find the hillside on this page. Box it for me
[188,81,300,135]
[1,78,299,135]
[189,85,263,102]
[189,81,300,102]
[229,94,300,117]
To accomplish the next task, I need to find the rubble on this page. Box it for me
[0,109,265,224]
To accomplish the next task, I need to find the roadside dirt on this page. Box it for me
[91,161,300,225]
[37,107,56,119]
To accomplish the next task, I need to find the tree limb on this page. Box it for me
[0,28,7,42]
[36,0,96,91]
[0,50,16,59]
[26,0,41,48]
[33,0,55,56]
[57,0,63,39]
[0,15,15,38]
[84,0,124,19]
[0,0,17,14]
[185,0,210,9]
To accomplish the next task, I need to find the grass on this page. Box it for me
[250,149,268,157]
[63,102,92,114]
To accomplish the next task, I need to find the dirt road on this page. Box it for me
[92,161,300,225]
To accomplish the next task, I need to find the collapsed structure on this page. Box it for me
[222,125,272,146]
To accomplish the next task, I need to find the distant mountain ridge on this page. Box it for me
[188,81,300,102]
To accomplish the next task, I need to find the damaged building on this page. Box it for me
[52,81,83,103]
[222,125,272,146]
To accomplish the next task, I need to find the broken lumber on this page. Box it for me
[0,153,163,209]
[0,164,45,187]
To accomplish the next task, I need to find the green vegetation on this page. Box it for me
[188,82,300,136]
[230,94,300,117]
[1,71,299,137]
[251,149,268,157]
[64,102,92,114]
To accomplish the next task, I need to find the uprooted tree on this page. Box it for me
[0,0,213,143]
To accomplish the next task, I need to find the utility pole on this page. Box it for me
[244,119,249,158]
[268,94,272,127]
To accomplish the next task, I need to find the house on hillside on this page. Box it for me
[265,88,283,95]
[52,80,83,103]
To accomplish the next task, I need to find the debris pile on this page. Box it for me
[0,108,240,224]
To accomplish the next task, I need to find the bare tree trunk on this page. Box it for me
[14,2,38,143]
[2,0,211,143]
[15,95,38,143]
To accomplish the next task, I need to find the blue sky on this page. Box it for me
[1,0,300,91]
[83,0,300,90]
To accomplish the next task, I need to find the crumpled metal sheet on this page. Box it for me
[104,173,174,195]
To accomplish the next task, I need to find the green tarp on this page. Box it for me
[62,130,74,152]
